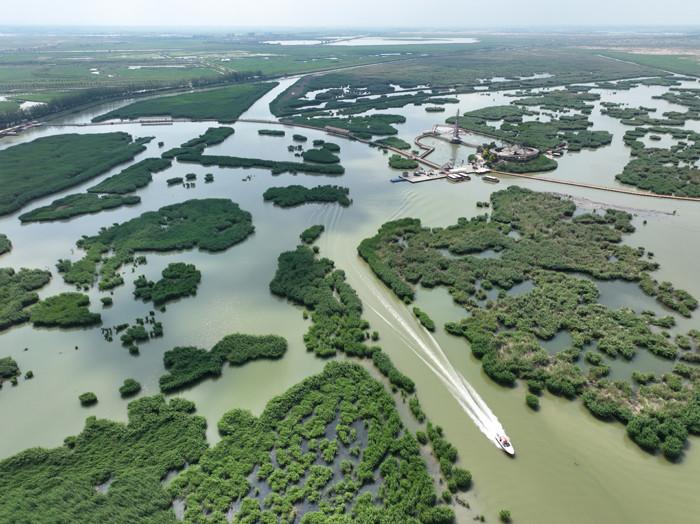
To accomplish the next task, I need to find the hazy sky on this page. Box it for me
[4,0,700,28]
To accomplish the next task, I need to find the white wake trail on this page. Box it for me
[358,272,507,448]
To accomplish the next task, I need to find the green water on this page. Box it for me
[1,78,699,523]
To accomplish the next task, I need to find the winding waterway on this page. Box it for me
[1,77,699,523]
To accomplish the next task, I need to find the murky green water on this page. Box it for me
[1,78,699,523]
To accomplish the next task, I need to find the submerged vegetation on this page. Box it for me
[0,132,149,215]
[58,199,253,290]
[0,268,52,331]
[360,186,699,460]
[19,193,141,223]
[94,82,277,122]
[263,185,351,207]
[134,262,201,306]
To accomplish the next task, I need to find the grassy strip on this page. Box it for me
[177,150,345,175]
[19,194,140,223]
[389,154,418,170]
[263,185,351,207]
[87,158,172,194]
[93,82,277,122]
[0,132,149,216]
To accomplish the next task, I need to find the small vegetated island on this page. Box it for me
[159,333,287,392]
[0,356,20,387]
[0,234,11,255]
[93,82,277,123]
[302,142,341,164]
[30,292,101,328]
[359,186,699,460]
[0,132,150,215]
[57,199,254,290]
[263,185,351,207]
[19,193,141,223]
[300,224,325,244]
[0,267,52,331]
[134,262,201,306]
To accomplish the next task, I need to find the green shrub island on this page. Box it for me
[0,395,207,521]
[0,267,51,331]
[94,83,277,122]
[79,392,98,406]
[134,262,201,306]
[302,147,340,164]
[389,154,419,170]
[0,132,150,215]
[0,234,11,255]
[0,356,20,386]
[19,193,141,223]
[57,199,254,290]
[413,307,436,331]
[162,127,235,159]
[30,292,101,328]
[159,333,288,392]
[263,185,351,207]
[258,128,285,137]
[300,224,325,244]
[359,186,699,460]
[376,136,412,150]
[87,157,172,194]
[119,378,142,398]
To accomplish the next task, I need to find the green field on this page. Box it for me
[0,133,149,216]
[92,82,277,122]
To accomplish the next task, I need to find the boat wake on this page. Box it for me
[357,272,510,451]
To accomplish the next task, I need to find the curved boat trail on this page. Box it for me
[357,271,510,452]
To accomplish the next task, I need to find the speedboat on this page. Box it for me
[495,433,515,456]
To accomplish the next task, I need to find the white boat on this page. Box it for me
[495,434,515,456]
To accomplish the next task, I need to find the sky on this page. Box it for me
[3,0,700,28]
